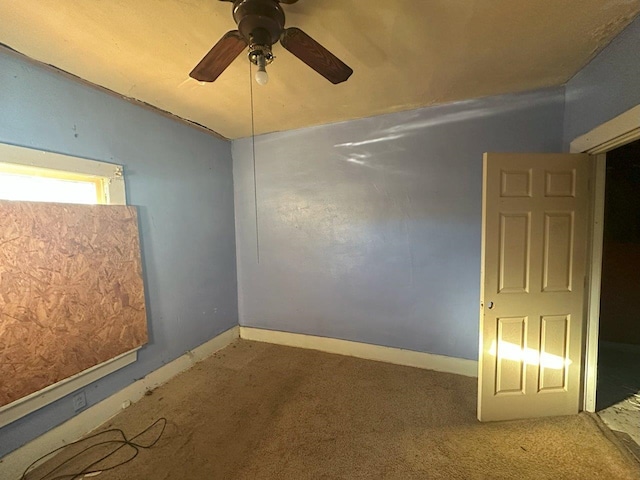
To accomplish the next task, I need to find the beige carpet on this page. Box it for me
[28,340,640,479]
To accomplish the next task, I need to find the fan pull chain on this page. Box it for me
[250,61,260,264]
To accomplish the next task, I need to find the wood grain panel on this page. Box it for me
[0,201,147,407]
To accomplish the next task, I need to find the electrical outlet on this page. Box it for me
[72,391,87,412]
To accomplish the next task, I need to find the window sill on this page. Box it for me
[0,348,139,428]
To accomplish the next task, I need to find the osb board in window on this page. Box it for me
[0,201,147,407]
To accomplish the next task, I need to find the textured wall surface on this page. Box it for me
[0,202,147,407]
[234,88,565,362]
[0,49,237,457]
[563,16,640,339]
[564,15,640,147]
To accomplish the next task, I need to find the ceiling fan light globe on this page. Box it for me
[255,69,269,85]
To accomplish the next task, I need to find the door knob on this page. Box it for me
[487,301,494,309]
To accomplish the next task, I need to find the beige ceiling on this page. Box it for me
[1,1,639,139]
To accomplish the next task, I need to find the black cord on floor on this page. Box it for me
[21,417,167,480]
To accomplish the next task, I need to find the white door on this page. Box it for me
[478,153,590,422]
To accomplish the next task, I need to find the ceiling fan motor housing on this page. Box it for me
[189,0,352,84]
[233,0,285,47]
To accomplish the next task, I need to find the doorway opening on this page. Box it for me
[595,139,640,457]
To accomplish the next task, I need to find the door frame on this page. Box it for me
[570,104,640,412]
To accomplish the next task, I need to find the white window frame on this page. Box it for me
[0,142,140,428]
[0,143,126,205]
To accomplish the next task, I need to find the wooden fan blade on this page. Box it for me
[280,27,353,84]
[190,30,247,82]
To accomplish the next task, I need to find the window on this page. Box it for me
[0,143,125,206]
[0,163,106,204]
[0,143,132,428]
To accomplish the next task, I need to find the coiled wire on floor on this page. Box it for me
[21,417,167,480]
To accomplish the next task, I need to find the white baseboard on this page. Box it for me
[239,327,478,378]
[0,326,239,480]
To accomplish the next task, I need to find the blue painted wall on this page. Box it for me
[3,9,638,460]
[233,88,565,361]
[564,15,640,147]
[0,50,238,457]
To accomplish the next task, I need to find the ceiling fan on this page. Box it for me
[189,0,353,86]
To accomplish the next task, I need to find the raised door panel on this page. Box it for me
[542,213,574,293]
[499,214,531,294]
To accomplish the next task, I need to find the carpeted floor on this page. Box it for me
[27,340,640,479]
